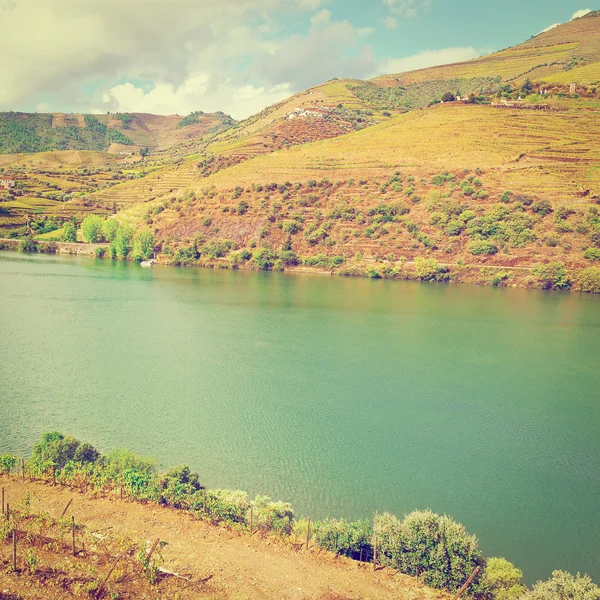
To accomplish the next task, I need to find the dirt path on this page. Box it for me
[0,479,447,600]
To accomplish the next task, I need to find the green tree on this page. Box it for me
[132,229,155,261]
[61,222,77,242]
[482,557,526,600]
[577,267,600,293]
[520,571,600,600]
[81,214,104,243]
[374,510,485,595]
[111,224,133,259]
[102,218,119,242]
[532,262,571,290]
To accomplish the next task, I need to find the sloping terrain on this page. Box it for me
[0,479,446,600]
[0,111,235,155]
[372,10,600,86]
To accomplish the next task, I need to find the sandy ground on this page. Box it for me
[0,478,449,600]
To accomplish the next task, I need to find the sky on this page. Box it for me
[0,1,594,120]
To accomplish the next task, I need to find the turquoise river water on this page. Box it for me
[0,250,599,584]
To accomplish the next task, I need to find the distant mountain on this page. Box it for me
[0,111,236,155]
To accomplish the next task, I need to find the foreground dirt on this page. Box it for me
[0,479,448,600]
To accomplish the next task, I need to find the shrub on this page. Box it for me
[583,247,600,261]
[414,257,449,282]
[520,571,600,600]
[441,92,456,102]
[374,510,485,594]
[201,239,233,259]
[94,247,106,258]
[0,454,18,474]
[482,557,526,600]
[197,489,249,525]
[237,199,249,214]
[252,248,276,270]
[251,495,294,535]
[499,191,513,203]
[18,238,38,252]
[81,214,104,243]
[62,222,77,242]
[282,220,300,234]
[444,220,464,236]
[313,519,372,559]
[532,200,552,217]
[577,267,600,293]
[532,262,571,290]
[30,431,99,471]
[468,240,498,255]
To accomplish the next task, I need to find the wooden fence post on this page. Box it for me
[146,538,160,561]
[12,528,17,572]
[96,555,120,599]
[72,516,76,556]
[452,566,481,600]
[373,537,377,572]
[305,517,311,551]
[60,498,73,518]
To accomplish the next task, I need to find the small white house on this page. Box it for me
[570,82,577,94]
[0,177,15,189]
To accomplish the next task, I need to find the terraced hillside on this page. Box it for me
[372,10,600,86]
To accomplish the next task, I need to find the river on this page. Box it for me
[1,250,599,584]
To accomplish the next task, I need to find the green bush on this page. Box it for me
[532,200,552,217]
[18,238,38,252]
[0,454,18,474]
[414,257,450,282]
[482,557,526,600]
[468,240,499,255]
[194,489,249,525]
[444,220,464,236]
[237,199,248,214]
[252,248,276,270]
[30,431,99,471]
[61,222,77,242]
[532,262,571,290]
[81,214,104,243]
[583,247,600,261]
[520,571,600,600]
[577,267,600,293]
[282,220,300,234]
[251,495,294,535]
[313,519,372,559]
[374,510,485,595]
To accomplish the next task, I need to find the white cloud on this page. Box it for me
[356,27,374,37]
[376,47,481,76]
[295,0,328,8]
[310,8,331,28]
[570,8,591,20]
[383,16,398,29]
[539,23,560,34]
[107,78,291,120]
[382,0,431,18]
[254,18,376,91]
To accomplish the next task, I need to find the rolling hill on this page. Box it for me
[0,110,235,155]
[2,11,600,291]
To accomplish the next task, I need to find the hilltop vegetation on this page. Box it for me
[0,113,134,154]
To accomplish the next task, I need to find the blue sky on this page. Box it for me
[0,0,594,119]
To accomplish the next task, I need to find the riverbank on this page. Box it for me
[0,477,446,600]
[2,239,599,293]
